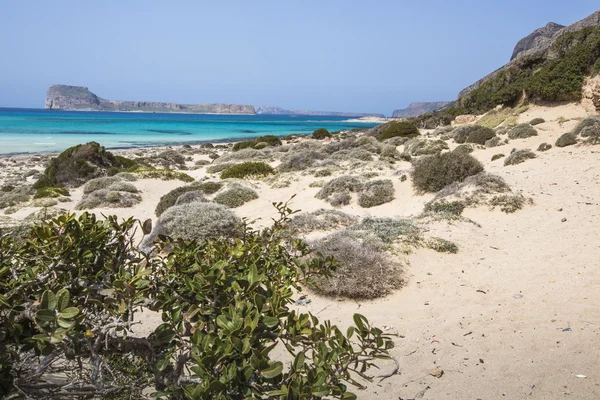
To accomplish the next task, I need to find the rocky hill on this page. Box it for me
[391,102,450,118]
[256,106,384,118]
[459,10,600,99]
[45,85,256,114]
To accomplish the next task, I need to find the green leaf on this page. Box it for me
[57,318,75,329]
[41,290,56,311]
[157,356,170,372]
[261,361,283,379]
[353,313,367,332]
[35,309,56,324]
[59,307,79,320]
[293,352,305,371]
[262,316,279,328]
[341,392,357,400]
[56,289,70,312]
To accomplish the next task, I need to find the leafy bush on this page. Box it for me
[507,124,537,139]
[82,176,121,194]
[537,143,552,151]
[197,180,223,194]
[310,230,403,299]
[378,121,420,141]
[315,176,364,202]
[530,117,545,125]
[220,161,275,179]
[504,149,536,165]
[312,128,331,139]
[412,152,484,193]
[358,179,395,208]
[452,125,495,144]
[289,209,358,234]
[213,185,259,208]
[0,207,393,398]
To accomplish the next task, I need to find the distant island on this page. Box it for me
[255,106,384,118]
[45,85,384,117]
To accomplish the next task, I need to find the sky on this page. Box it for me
[0,1,598,116]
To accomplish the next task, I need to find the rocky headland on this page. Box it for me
[391,101,451,118]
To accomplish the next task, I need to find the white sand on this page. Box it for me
[1,103,599,398]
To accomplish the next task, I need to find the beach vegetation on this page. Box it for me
[555,132,578,147]
[33,186,70,199]
[278,150,326,172]
[426,237,459,253]
[489,193,529,213]
[358,179,395,208]
[530,117,545,125]
[491,153,506,161]
[312,128,331,139]
[423,199,466,215]
[213,185,259,208]
[403,138,449,156]
[315,175,364,203]
[411,152,484,193]
[220,161,275,179]
[537,143,552,151]
[507,123,538,139]
[378,121,420,141]
[504,149,537,165]
[155,182,223,217]
[0,186,33,209]
[289,209,358,234]
[233,135,282,151]
[330,192,351,207]
[130,167,194,182]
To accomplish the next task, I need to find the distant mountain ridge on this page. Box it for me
[391,102,450,118]
[459,10,600,99]
[45,85,256,114]
[256,106,384,118]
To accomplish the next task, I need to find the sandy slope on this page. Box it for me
[1,103,599,399]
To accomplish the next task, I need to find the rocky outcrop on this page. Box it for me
[391,102,450,118]
[45,85,256,114]
[256,106,384,118]
[459,10,600,99]
[511,22,565,60]
[582,75,600,113]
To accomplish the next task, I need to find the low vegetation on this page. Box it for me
[357,179,395,208]
[155,181,223,216]
[537,143,552,151]
[213,185,259,208]
[232,135,282,151]
[312,128,331,139]
[289,209,358,234]
[377,121,420,141]
[76,176,141,210]
[315,176,364,204]
[504,149,536,166]
[507,123,538,139]
[403,138,449,156]
[220,161,275,179]
[530,117,545,125]
[555,132,578,147]
[411,152,484,193]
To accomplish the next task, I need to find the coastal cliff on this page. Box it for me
[45,85,256,114]
[391,102,450,118]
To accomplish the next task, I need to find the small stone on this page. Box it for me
[513,294,523,299]
[561,217,567,222]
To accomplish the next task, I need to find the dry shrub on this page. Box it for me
[76,189,141,210]
[507,124,537,139]
[504,149,536,165]
[452,144,474,155]
[278,150,326,172]
[215,148,269,164]
[530,118,545,126]
[572,116,600,136]
[349,217,421,244]
[0,186,33,209]
[452,125,494,144]
[555,133,578,147]
[207,163,235,174]
[315,176,363,203]
[423,199,465,215]
[220,162,274,179]
[411,152,484,193]
[174,191,207,206]
[213,185,259,208]
[310,231,403,299]
[358,180,395,208]
[426,237,458,253]
[404,138,449,156]
[489,194,529,213]
[537,143,552,152]
[330,193,351,207]
[289,209,358,234]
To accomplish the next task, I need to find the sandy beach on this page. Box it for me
[1,103,599,399]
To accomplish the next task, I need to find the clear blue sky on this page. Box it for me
[0,1,597,115]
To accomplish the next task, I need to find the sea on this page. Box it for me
[0,108,378,155]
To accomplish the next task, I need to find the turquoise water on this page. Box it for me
[0,108,378,155]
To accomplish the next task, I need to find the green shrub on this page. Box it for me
[31,198,58,208]
[466,126,496,144]
[197,181,223,194]
[155,183,204,217]
[453,144,474,155]
[213,185,259,208]
[0,210,392,398]
[33,142,138,189]
[220,161,275,179]
[0,186,33,209]
[504,149,536,166]
[537,143,552,152]
[1,185,15,193]
[489,194,528,213]
[491,153,505,161]
[216,148,269,164]
[33,186,70,199]
[555,132,578,147]
[82,176,121,194]
[530,117,545,125]
[312,128,331,139]
[507,124,537,139]
[232,135,282,151]
[310,230,403,299]
[232,140,256,151]
[206,162,236,174]
[378,121,420,141]
[358,180,395,208]
[411,152,484,193]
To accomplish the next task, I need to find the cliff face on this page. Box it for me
[256,106,384,118]
[459,10,600,99]
[391,101,450,118]
[45,85,256,114]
